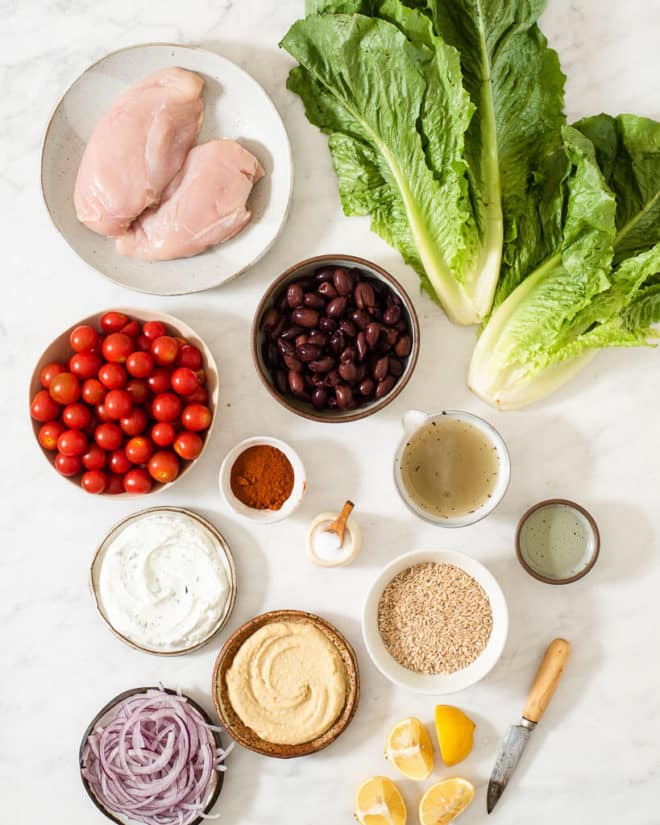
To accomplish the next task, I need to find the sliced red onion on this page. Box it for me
[81,687,231,825]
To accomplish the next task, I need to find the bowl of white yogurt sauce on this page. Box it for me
[90,506,236,655]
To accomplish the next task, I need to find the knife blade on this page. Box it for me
[487,638,571,814]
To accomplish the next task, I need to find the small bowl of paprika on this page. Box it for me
[219,436,307,523]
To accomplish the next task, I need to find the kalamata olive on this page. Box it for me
[354,281,376,309]
[359,378,375,396]
[324,369,341,387]
[375,375,396,398]
[307,331,328,348]
[329,331,346,354]
[365,322,381,348]
[326,296,348,318]
[261,307,279,333]
[304,292,325,310]
[275,370,288,394]
[356,331,368,361]
[333,267,353,296]
[309,357,336,374]
[296,343,322,363]
[335,384,354,409]
[295,334,308,349]
[351,309,370,329]
[395,335,412,357]
[339,362,359,382]
[383,327,399,349]
[396,319,408,333]
[319,316,337,333]
[317,281,338,299]
[340,346,357,364]
[311,387,328,409]
[277,338,294,357]
[288,371,305,395]
[383,304,401,325]
[277,292,289,313]
[292,307,320,328]
[287,283,304,308]
[339,319,357,337]
[284,355,303,372]
[262,341,277,367]
[373,356,389,381]
[389,357,404,377]
[270,316,286,340]
[315,266,335,281]
[355,364,367,382]
[311,373,326,386]
[280,325,304,340]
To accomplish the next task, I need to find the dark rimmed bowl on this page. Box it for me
[515,498,600,585]
[79,687,224,825]
[251,255,420,422]
[212,609,360,758]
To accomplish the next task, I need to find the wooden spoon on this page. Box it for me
[322,500,354,548]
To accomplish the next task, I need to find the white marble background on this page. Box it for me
[2,1,660,823]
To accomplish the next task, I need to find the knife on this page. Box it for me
[487,638,571,814]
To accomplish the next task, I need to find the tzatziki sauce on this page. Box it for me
[95,510,229,653]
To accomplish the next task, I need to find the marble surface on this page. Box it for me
[2,1,660,822]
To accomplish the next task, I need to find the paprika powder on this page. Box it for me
[230,444,294,510]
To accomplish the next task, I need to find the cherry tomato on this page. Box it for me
[62,403,92,430]
[126,378,149,406]
[69,351,102,380]
[82,378,106,406]
[95,402,113,423]
[40,362,67,389]
[176,344,203,370]
[95,422,123,452]
[125,436,154,465]
[173,431,203,460]
[135,333,151,352]
[70,325,99,353]
[104,389,133,419]
[152,392,182,422]
[98,363,127,389]
[81,443,107,471]
[102,332,133,364]
[81,470,108,494]
[170,367,199,396]
[148,450,180,483]
[181,403,212,432]
[151,422,176,447]
[147,368,171,394]
[30,389,61,422]
[57,429,88,457]
[105,474,125,495]
[151,336,179,366]
[142,320,166,341]
[126,351,154,378]
[101,311,129,333]
[108,449,131,475]
[121,319,141,338]
[55,452,82,477]
[123,468,153,494]
[185,385,209,405]
[49,372,80,405]
[120,407,148,436]
[38,420,66,451]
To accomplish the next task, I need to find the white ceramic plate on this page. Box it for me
[41,43,293,295]
[363,549,508,694]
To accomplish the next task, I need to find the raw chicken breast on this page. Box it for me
[115,139,264,261]
[74,67,204,237]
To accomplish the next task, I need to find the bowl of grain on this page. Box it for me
[362,549,508,694]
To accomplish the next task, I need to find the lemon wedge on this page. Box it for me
[434,705,475,766]
[385,717,434,780]
[418,778,475,825]
[354,776,407,825]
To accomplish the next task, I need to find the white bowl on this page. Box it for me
[362,549,508,694]
[41,43,293,295]
[219,436,306,524]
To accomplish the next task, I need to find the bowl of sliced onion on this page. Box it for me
[79,685,232,825]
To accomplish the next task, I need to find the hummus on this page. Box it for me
[225,620,347,745]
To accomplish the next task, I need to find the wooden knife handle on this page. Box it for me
[523,638,571,724]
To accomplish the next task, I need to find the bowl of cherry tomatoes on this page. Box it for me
[29,308,218,495]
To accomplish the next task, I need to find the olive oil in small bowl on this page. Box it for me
[394,410,510,527]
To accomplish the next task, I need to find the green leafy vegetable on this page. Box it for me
[281,0,566,324]
[468,116,660,409]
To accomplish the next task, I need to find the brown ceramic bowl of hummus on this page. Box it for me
[212,609,360,758]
